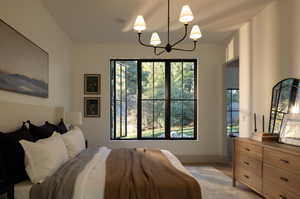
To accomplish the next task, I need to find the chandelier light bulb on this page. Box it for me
[179,5,194,24]
[190,25,202,40]
[150,32,161,46]
[134,16,146,32]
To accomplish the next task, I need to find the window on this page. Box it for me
[111,59,197,140]
[226,89,239,136]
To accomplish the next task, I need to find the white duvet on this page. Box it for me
[15,147,199,199]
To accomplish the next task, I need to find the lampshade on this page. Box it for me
[134,16,146,32]
[65,112,82,126]
[190,25,202,40]
[150,32,161,46]
[179,5,194,24]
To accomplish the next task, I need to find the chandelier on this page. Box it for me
[133,0,202,56]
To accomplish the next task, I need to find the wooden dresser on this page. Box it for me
[233,138,300,199]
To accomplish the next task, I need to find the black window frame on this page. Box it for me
[110,59,197,140]
[226,88,239,136]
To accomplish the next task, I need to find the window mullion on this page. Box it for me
[272,83,282,133]
[232,91,234,134]
[125,65,128,137]
[137,61,142,139]
[113,61,117,139]
[152,62,155,138]
[165,61,171,139]
[193,60,197,139]
[181,62,184,138]
[120,64,123,137]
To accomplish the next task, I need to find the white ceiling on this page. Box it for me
[41,0,274,44]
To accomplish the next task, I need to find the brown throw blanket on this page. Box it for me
[105,148,201,199]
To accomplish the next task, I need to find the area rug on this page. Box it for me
[186,166,262,199]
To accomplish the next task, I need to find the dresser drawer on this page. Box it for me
[264,148,300,175]
[236,141,262,161]
[236,155,262,176]
[236,166,262,193]
[263,171,300,199]
[263,164,300,195]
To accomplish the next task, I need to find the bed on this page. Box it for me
[14,148,201,199]
[0,102,201,199]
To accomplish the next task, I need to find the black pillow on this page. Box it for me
[55,119,68,134]
[0,123,34,184]
[28,122,56,141]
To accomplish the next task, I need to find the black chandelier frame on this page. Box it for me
[137,0,197,56]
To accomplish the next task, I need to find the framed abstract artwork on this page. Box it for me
[0,19,49,98]
[84,97,101,118]
[84,74,101,95]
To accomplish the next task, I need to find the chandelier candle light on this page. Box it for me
[133,0,202,56]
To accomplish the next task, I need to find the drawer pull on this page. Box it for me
[243,161,250,166]
[280,177,289,182]
[280,159,289,164]
[279,194,287,199]
[244,148,251,152]
[243,175,249,179]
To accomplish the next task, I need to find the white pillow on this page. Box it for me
[61,127,86,159]
[20,133,69,184]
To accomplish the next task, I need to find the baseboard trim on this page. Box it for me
[176,155,226,164]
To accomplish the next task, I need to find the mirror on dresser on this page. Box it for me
[268,78,300,134]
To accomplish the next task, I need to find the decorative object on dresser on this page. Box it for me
[251,113,279,142]
[251,132,279,142]
[84,97,101,118]
[233,138,300,199]
[84,74,101,95]
[0,181,14,199]
[0,18,49,98]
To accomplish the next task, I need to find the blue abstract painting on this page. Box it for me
[0,19,49,98]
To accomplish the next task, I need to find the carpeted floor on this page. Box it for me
[186,166,263,199]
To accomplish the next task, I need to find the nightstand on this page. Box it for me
[0,181,14,199]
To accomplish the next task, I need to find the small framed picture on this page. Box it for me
[84,74,101,95]
[84,97,101,118]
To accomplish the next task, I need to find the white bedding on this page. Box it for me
[15,147,199,199]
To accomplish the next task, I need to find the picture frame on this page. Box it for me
[84,74,101,95]
[84,97,101,118]
[279,114,300,146]
[0,18,49,98]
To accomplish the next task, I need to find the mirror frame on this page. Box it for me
[268,78,300,134]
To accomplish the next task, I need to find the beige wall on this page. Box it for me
[0,0,73,110]
[226,32,240,62]
[239,23,253,137]
[71,42,226,160]
[239,0,300,137]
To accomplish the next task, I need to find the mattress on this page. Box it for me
[15,180,32,199]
